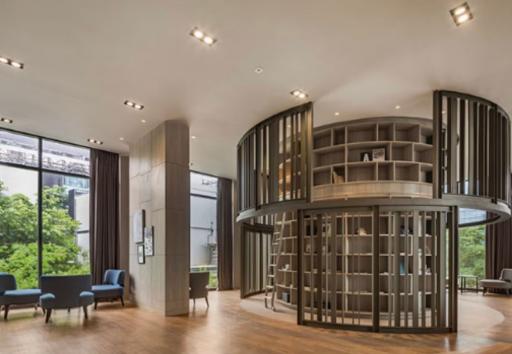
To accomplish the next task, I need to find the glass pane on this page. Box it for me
[0,129,39,168]
[0,165,39,288]
[191,172,218,198]
[42,172,90,276]
[42,139,90,176]
[459,225,485,280]
[190,194,218,289]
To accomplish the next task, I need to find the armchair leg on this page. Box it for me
[45,309,52,323]
[205,295,209,308]
[94,300,98,310]
[4,305,9,320]
[193,298,196,308]
[67,308,71,313]
[83,306,88,320]
[120,296,125,307]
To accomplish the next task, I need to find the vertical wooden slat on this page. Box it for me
[459,99,466,194]
[412,211,419,327]
[388,212,393,327]
[404,213,409,328]
[421,211,427,328]
[393,212,401,327]
[467,101,475,195]
[433,91,443,199]
[315,214,322,321]
[447,97,458,193]
[330,212,337,323]
[431,212,437,327]
[439,212,447,328]
[372,207,380,331]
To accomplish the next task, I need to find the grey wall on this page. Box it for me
[129,120,190,315]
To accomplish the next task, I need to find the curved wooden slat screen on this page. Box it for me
[433,90,511,204]
[237,103,313,214]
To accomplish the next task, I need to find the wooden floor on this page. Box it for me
[1,291,512,354]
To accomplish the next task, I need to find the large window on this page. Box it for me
[190,172,218,289]
[0,129,90,286]
[0,165,38,288]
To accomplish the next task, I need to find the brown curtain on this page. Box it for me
[90,149,119,285]
[486,173,512,280]
[217,177,233,290]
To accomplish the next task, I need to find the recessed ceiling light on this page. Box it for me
[190,27,217,46]
[124,100,144,110]
[119,137,125,141]
[442,110,447,114]
[0,117,13,124]
[395,105,401,110]
[141,119,147,124]
[0,55,24,69]
[87,138,103,145]
[191,135,197,139]
[450,2,473,26]
[254,67,263,74]
[291,89,308,99]
[334,112,340,116]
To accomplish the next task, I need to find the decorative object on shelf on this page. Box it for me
[332,170,344,184]
[356,227,367,236]
[144,226,154,257]
[284,264,290,270]
[372,148,386,161]
[360,152,371,162]
[137,244,145,264]
[282,292,290,302]
[305,244,311,253]
[132,209,145,243]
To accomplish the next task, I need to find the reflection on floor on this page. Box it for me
[1,291,512,354]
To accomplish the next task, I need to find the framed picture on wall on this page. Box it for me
[137,244,145,264]
[144,226,154,257]
[132,209,145,243]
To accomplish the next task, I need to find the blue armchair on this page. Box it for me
[92,269,125,309]
[40,275,94,323]
[0,273,41,320]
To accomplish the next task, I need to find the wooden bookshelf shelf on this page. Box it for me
[312,117,433,201]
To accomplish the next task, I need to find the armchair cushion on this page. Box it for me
[0,289,41,305]
[39,293,56,309]
[79,291,94,306]
[92,284,124,299]
[103,270,125,286]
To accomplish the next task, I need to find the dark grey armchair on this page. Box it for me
[0,272,41,320]
[40,275,94,323]
[190,272,209,307]
[480,269,512,295]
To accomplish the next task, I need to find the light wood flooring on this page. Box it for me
[1,291,512,354]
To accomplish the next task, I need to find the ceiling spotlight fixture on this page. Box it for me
[191,135,197,140]
[254,67,263,74]
[291,89,308,99]
[119,137,125,141]
[0,55,24,69]
[450,2,473,26]
[334,112,340,116]
[87,138,103,145]
[141,119,147,124]
[395,105,401,110]
[124,100,144,110]
[190,27,217,46]
[0,117,14,124]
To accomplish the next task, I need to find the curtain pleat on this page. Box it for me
[485,173,512,280]
[90,149,119,285]
[217,177,233,290]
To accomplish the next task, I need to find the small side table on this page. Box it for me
[459,275,480,293]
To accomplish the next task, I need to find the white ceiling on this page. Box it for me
[0,0,511,179]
